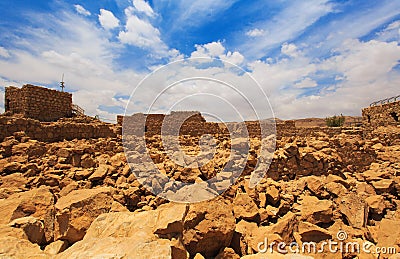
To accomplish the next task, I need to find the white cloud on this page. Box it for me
[118,13,165,51]
[303,2,400,59]
[246,28,265,37]
[294,77,318,88]
[0,10,145,122]
[98,9,120,30]
[246,39,400,119]
[191,42,225,58]
[191,42,244,65]
[238,0,334,59]
[385,20,400,31]
[0,47,10,58]
[132,0,155,17]
[323,39,400,84]
[281,43,301,58]
[377,20,400,42]
[74,4,91,16]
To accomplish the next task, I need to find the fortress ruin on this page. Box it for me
[5,84,73,122]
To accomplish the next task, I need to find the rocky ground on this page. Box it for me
[0,125,399,258]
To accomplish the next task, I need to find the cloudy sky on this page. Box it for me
[0,0,399,121]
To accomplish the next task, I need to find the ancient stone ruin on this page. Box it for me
[0,90,399,258]
[5,84,73,122]
[362,95,400,127]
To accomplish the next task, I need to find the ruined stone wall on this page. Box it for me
[119,112,296,138]
[0,116,116,142]
[362,101,400,128]
[5,84,72,122]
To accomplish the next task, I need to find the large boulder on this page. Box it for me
[0,236,49,258]
[183,198,236,257]
[54,187,114,243]
[57,203,189,259]
[0,186,55,243]
[298,195,333,224]
[233,192,259,220]
[338,193,368,229]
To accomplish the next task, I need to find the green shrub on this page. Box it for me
[325,114,345,127]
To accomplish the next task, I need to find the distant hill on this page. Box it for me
[293,116,362,128]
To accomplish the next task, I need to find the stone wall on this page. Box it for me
[362,101,400,127]
[119,112,295,138]
[0,116,116,142]
[5,84,72,122]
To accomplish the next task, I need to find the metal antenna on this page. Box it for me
[60,73,65,92]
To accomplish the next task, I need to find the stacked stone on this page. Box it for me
[0,116,116,142]
[5,84,72,122]
[362,100,400,128]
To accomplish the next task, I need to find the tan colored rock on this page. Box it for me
[0,224,28,240]
[54,187,113,243]
[67,206,188,259]
[154,202,188,235]
[365,195,386,215]
[297,221,332,243]
[0,236,48,258]
[338,193,368,229]
[298,196,333,224]
[369,219,400,252]
[183,198,235,257]
[73,169,93,180]
[110,201,129,212]
[88,164,110,181]
[325,182,347,197]
[266,185,281,205]
[1,161,22,174]
[80,155,96,168]
[241,253,314,258]
[0,173,28,189]
[44,240,69,255]
[269,211,297,243]
[194,253,206,259]
[215,247,240,259]
[0,186,55,243]
[233,192,259,220]
[371,179,394,193]
[9,216,45,245]
[57,237,177,259]
[305,176,329,198]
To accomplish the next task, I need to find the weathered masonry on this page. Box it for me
[362,95,400,127]
[5,84,72,122]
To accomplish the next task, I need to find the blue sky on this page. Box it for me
[0,0,399,121]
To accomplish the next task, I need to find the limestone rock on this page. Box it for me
[66,206,189,259]
[371,179,394,193]
[297,221,332,243]
[44,240,69,255]
[57,237,177,259]
[0,186,55,243]
[268,211,297,243]
[9,216,45,245]
[88,164,110,181]
[338,193,368,229]
[183,198,235,257]
[0,236,48,258]
[298,196,333,224]
[215,247,240,259]
[233,192,259,220]
[365,195,386,215]
[54,187,113,243]
[154,202,188,236]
